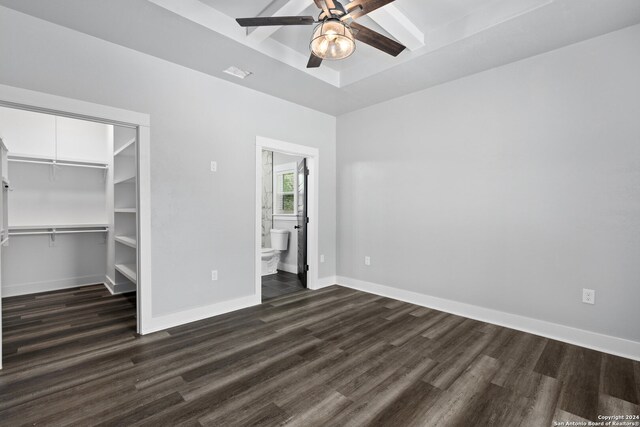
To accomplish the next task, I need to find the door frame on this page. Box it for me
[0,84,152,369]
[255,136,319,301]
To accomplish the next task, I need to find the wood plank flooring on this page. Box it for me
[1,284,639,426]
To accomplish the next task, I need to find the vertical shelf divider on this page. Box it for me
[112,127,138,294]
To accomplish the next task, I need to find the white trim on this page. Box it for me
[1,275,106,297]
[143,294,260,334]
[273,162,298,216]
[104,274,136,295]
[256,136,320,300]
[0,84,149,126]
[0,84,152,370]
[317,276,338,289]
[104,275,116,295]
[137,126,153,334]
[336,276,640,361]
[272,214,298,221]
[274,162,297,173]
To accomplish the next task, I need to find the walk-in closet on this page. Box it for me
[0,105,139,314]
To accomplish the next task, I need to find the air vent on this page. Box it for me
[223,66,252,79]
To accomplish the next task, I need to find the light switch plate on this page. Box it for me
[211,161,217,172]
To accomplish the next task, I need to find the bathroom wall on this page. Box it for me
[261,150,272,248]
[273,151,304,273]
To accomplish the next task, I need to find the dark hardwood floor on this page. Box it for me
[1,284,639,426]
[262,270,306,302]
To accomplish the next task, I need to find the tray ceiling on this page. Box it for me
[1,0,639,115]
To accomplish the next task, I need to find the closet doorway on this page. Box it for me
[0,86,150,370]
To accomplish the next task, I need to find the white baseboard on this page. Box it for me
[2,275,106,297]
[313,275,337,290]
[104,275,136,295]
[142,294,260,334]
[336,276,640,361]
[278,262,297,274]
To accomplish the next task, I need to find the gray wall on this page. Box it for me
[337,24,640,342]
[0,6,336,316]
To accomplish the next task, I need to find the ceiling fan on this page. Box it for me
[236,0,406,68]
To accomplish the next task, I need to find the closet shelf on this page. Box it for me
[114,138,136,157]
[115,263,137,284]
[114,175,136,185]
[8,154,108,170]
[115,208,136,213]
[115,235,136,248]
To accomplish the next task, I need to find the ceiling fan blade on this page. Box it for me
[307,53,323,68]
[346,0,395,20]
[236,16,315,27]
[350,22,406,57]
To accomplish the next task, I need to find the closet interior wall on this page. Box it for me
[0,106,123,297]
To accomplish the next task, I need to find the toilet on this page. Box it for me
[261,229,289,276]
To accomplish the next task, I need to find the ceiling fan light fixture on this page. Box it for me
[310,19,355,60]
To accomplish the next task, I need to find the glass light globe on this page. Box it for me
[310,19,355,60]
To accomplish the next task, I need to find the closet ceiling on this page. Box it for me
[1,0,640,115]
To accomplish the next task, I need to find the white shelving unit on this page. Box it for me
[112,127,138,293]
[115,263,137,284]
[114,235,136,248]
[0,107,113,298]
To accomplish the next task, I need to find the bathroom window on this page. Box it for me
[274,163,297,215]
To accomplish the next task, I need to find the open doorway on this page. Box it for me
[255,137,319,303]
[0,85,151,370]
[260,150,307,301]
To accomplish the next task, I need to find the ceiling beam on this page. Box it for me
[247,0,314,43]
[364,4,424,51]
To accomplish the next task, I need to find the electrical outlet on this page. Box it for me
[582,288,595,305]
[210,161,217,172]
[320,254,325,263]
[364,256,371,266]
[211,270,218,281]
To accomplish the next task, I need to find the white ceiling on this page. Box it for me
[1,0,639,115]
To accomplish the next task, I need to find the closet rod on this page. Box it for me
[8,158,108,169]
[9,228,108,236]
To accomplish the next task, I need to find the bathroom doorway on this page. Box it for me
[260,150,306,301]
[255,137,319,303]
